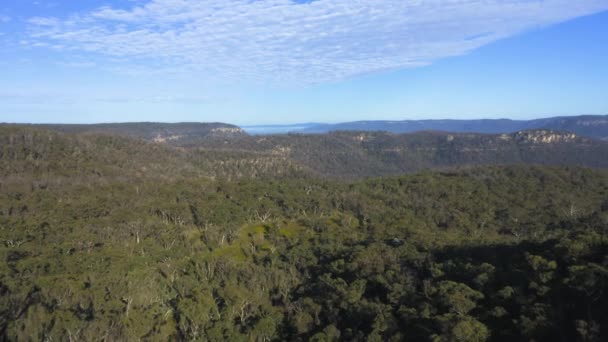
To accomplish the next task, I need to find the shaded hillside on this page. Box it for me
[0,126,190,181]
[295,115,608,140]
[193,129,608,178]
[26,122,246,145]
[0,126,302,184]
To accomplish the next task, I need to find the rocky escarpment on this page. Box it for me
[294,114,608,140]
[150,126,246,144]
[512,130,580,144]
[208,127,246,138]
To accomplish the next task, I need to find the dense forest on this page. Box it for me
[9,123,608,179]
[21,122,247,143]
[191,130,608,178]
[0,125,607,341]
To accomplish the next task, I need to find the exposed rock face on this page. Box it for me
[513,130,578,144]
[121,125,247,145]
[271,146,292,155]
[577,119,608,126]
[210,127,246,137]
[153,134,184,143]
[353,133,374,142]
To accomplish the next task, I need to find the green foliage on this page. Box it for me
[1,126,608,341]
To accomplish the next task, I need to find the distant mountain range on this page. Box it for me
[8,115,608,143]
[245,115,608,140]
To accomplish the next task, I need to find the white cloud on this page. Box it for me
[0,90,212,105]
[25,0,608,84]
[56,61,97,68]
[95,94,213,104]
[0,91,76,105]
[28,17,60,26]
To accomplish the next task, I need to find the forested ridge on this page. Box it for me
[192,130,608,178]
[17,122,246,144]
[0,126,607,341]
[4,124,608,180]
[293,115,608,140]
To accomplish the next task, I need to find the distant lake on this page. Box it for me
[241,125,312,135]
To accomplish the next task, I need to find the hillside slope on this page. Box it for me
[23,122,246,145]
[3,126,608,180]
[0,126,305,183]
[193,129,608,178]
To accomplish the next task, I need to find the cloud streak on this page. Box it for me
[25,0,608,84]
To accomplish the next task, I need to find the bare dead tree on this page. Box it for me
[255,210,272,223]
[562,203,578,218]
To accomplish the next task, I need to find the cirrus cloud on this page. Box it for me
[25,0,608,84]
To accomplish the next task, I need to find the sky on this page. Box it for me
[0,0,607,125]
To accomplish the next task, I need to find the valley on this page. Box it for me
[0,123,607,341]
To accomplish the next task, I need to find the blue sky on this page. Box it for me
[1,0,607,125]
